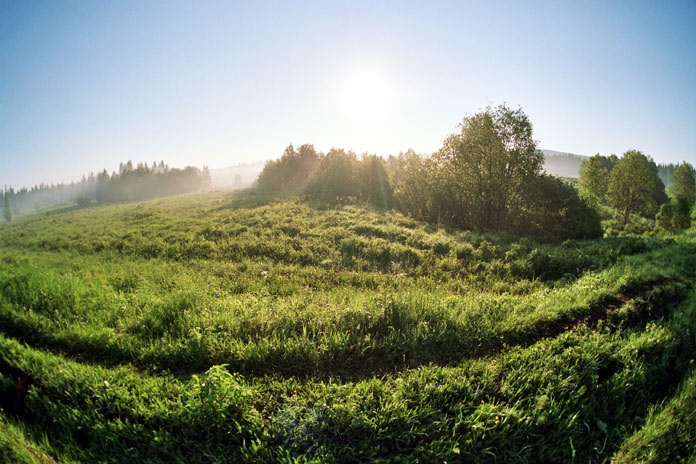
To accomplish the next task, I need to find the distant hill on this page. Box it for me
[542,150,588,178]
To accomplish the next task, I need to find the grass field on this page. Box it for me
[1,190,694,463]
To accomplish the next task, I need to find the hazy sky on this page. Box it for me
[1,0,695,189]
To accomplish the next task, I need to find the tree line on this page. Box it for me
[256,105,606,242]
[96,161,211,203]
[257,104,695,241]
[579,152,695,230]
[2,161,211,221]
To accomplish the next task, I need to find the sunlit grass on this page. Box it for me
[1,191,694,462]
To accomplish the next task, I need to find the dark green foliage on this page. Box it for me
[656,198,692,230]
[388,150,433,221]
[579,153,618,206]
[508,174,602,241]
[382,106,597,241]
[657,162,696,230]
[622,371,696,462]
[669,162,696,206]
[428,105,544,231]
[607,150,666,225]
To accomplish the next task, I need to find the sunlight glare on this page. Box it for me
[337,68,395,121]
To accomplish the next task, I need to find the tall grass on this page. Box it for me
[1,190,694,462]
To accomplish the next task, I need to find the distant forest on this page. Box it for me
[543,151,680,187]
[1,161,210,218]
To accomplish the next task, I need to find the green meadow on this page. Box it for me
[1,190,694,463]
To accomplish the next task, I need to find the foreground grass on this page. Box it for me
[613,366,696,463]
[1,191,694,462]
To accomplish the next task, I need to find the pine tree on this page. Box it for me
[2,189,12,222]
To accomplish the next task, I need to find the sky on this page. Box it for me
[1,0,695,189]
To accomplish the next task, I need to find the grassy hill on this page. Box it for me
[1,190,694,463]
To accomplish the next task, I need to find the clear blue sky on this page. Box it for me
[1,0,695,189]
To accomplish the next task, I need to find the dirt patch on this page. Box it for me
[503,277,688,350]
[0,359,34,418]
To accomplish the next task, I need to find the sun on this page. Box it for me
[337,68,394,121]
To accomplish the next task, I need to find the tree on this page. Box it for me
[2,189,12,222]
[578,154,618,206]
[233,174,243,189]
[96,170,111,203]
[388,151,433,221]
[432,104,544,231]
[657,162,695,230]
[606,150,663,225]
[356,154,393,208]
[656,198,691,230]
[257,144,320,193]
[509,175,602,241]
[201,166,212,190]
[669,162,696,207]
[303,149,357,203]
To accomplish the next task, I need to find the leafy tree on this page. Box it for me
[509,175,602,241]
[606,150,664,225]
[303,149,357,203]
[356,154,393,208]
[257,144,320,193]
[669,162,696,207]
[388,151,433,221]
[578,154,618,206]
[653,175,669,210]
[96,170,111,203]
[656,198,691,230]
[657,162,695,230]
[432,104,544,231]
[428,135,471,226]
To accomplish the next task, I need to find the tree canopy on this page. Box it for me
[430,105,544,231]
[657,161,696,230]
[669,162,696,207]
[606,150,664,225]
[303,149,358,203]
[281,105,599,241]
[257,144,320,193]
[579,154,618,206]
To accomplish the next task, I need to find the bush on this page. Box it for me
[656,198,691,230]
[76,195,92,207]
